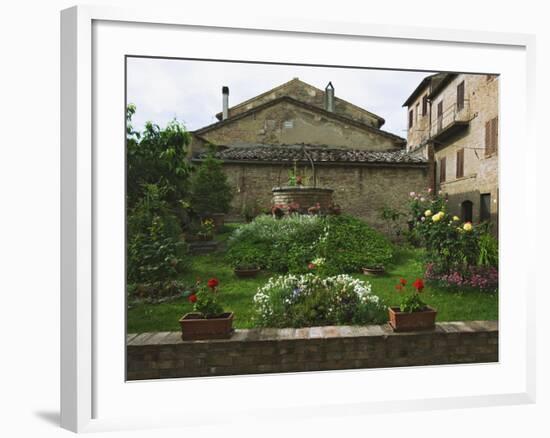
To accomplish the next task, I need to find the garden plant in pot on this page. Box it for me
[362,265,385,275]
[232,252,261,278]
[179,278,233,340]
[196,218,215,241]
[388,278,437,332]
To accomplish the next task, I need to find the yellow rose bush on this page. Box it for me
[408,189,498,292]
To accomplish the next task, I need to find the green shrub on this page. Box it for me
[227,214,393,274]
[127,184,189,286]
[189,154,233,216]
[477,233,498,267]
[253,273,387,328]
[226,215,324,272]
[317,215,393,275]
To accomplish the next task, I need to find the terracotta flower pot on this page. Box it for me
[388,306,437,332]
[362,266,385,275]
[234,266,261,278]
[209,213,225,231]
[179,312,234,340]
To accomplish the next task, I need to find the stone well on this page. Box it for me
[271,186,334,212]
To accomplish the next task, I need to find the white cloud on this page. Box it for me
[126,57,433,138]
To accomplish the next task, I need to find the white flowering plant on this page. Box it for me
[253,273,387,327]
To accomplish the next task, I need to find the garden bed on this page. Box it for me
[127,224,498,333]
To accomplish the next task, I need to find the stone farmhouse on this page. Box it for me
[190,78,429,231]
[403,73,499,228]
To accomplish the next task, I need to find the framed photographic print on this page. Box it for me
[61,5,536,433]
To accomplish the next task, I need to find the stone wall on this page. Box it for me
[126,321,498,380]
[222,162,429,233]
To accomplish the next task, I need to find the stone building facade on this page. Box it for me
[403,73,499,228]
[190,78,429,232]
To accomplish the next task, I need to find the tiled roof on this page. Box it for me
[194,145,427,165]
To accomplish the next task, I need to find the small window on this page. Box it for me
[480,194,491,222]
[439,157,446,184]
[461,200,473,223]
[409,110,413,128]
[485,117,499,156]
[456,148,464,179]
[457,81,465,111]
[422,95,428,116]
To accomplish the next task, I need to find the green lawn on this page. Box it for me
[127,224,498,333]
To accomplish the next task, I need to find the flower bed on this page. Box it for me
[425,263,498,292]
[253,273,387,327]
[407,190,498,292]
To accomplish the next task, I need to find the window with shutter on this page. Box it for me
[409,110,413,129]
[456,149,464,178]
[422,95,428,116]
[457,81,465,111]
[485,117,499,156]
[437,101,443,132]
[439,157,446,183]
[492,117,498,154]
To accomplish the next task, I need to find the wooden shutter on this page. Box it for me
[409,110,413,128]
[485,120,493,156]
[485,117,499,156]
[439,157,446,183]
[492,117,498,154]
[457,81,465,111]
[437,101,443,131]
[456,149,464,178]
[422,95,428,116]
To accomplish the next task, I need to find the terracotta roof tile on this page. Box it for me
[194,144,427,165]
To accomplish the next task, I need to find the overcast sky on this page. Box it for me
[126,57,434,138]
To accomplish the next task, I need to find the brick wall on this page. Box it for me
[223,162,429,233]
[127,321,498,380]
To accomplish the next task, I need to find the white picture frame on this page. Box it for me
[60,5,536,433]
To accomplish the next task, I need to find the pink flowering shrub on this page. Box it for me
[425,263,498,292]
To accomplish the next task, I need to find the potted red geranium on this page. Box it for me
[388,278,437,332]
[179,277,233,340]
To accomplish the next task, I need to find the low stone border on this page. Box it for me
[126,321,498,380]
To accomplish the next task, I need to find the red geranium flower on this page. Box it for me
[207,278,219,289]
[412,278,425,292]
[188,294,197,303]
[308,263,316,270]
[399,278,407,286]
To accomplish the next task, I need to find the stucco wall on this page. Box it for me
[201,101,400,150]
[221,161,428,233]
[223,78,383,128]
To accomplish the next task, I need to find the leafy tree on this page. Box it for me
[126,105,191,289]
[127,106,192,210]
